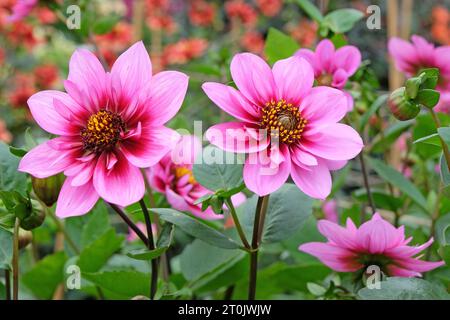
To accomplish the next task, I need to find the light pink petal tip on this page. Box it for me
[56,178,99,218]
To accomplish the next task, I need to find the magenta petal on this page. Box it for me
[230,53,276,105]
[111,41,152,97]
[396,258,445,273]
[121,126,180,168]
[295,48,320,75]
[315,39,335,73]
[386,265,422,277]
[388,37,417,74]
[299,242,361,272]
[202,82,259,123]
[206,122,269,154]
[165,187,191,212]
[302,123,363,161]
[272,56,314,105]
[290,159,331,199]
[19,140,77,178]
[93,152,145,207]
[55,178,99,218]
[243,146,291,196]
[146,71,189,125]
[317,220,357,250]
[334,45,362,76]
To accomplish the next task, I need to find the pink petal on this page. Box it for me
[396,258,445,273]
[121,125,180,168]
[295,49,320,75]
[202,82,260,123]
[206,122,269,154]
[334,45,362,76]
[388,37,418,74]
[230,52,276,106]
[165,187,191,212]
[145,71,189,125]
[290,159,332,199]
[243,146,291,196]
[55,178,99,218]
[331,68,349,89]
[386,265,421,277]
[356,215,401,254]
[111,41,152,99]
[302,123,363,161]
[170,135,202,165]
[315,39,335,73]
[272,56,314,105]
[18,139,77,178]
[93,152,145,207]
[290,145,318,167]
[317,219,357,250]
[299,242,361,272]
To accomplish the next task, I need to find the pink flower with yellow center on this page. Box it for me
[203,53,363,199]
[299,213,444,277]
[19,42,188,217]
[147,135,246,220]
[295,39,361,111]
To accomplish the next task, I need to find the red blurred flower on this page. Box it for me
[146,15,177,33]
[188,0,215,27]
[162,38,208,66]
[431,6,450,45]
[256,0,282,17]
[95,22,132,49]
[146,0,170,11]
[287,19,318,48]
[225,0,258,26]
[5,20,38,49]
[36,6,57,24]
[0,119,12,143]
[9,73,36,108]
[34,64,59,89]
[240,30,264,54]
[0,48,5,65]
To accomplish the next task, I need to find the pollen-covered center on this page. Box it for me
[260,99,307,144]
[81,109,125,153]
[173,166,197,185]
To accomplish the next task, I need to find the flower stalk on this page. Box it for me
[4,269,11,300]
[429,108,450,172]
[224,198,251,250]
[12,218,20,300]
[248,195,269,300]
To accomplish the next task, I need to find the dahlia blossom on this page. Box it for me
[19,41,188,217]
[203,53,363,198]
[295,39,361,111]
[147,135,245,220]
[8,0,37,22]
[388,35,450,89]
[299,213,444,277]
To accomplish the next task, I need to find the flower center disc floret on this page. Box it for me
[81,109,126,153]
[260,99,307,144]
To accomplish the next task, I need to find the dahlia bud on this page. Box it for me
[209,195,224,215]
[18,199,45,231]
[31,173,65,207]
[18,228,33,249]
[388,87,420,121]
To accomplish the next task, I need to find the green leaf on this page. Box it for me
[83,270,150,299]
[438,127,450,148]
[152,208,240,249]
[367,157,428,212]
[192,145,244,192]
[358,277,450,300]
[243,184,313,243]
[126,224,174,261]
[413,133,440,147]
[353,188,403,212]
[371,121,412,153]
[0,228,12,270]
[77,229,124,272]
[8,146,27,158]
[80,202,111,249]
[435,213,450,246]
[0,142,27,195]
[359,94,388,131]
[330,33,348,49]
[294,0,324,22]
[264,28,300,65]
[22,252,68,299]
[92,15,120,35]
[324,9,364,33]
[416,89,440,108]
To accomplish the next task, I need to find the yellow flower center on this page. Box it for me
[173,166,197,185]
[317,73,333,86]
[260,99,307,144]
[81,109,125,153]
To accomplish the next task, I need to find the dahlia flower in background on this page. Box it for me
[322,199,338,223]
[203,53,363,199]
[19,41,188,217]
[147,135,245,220]
[300,213,444,277]
[8,0,37,22]
[296,39,362,111]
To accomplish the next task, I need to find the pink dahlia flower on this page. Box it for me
[295,39,361,111]
[322,199,338,223]
[147,135,246,220]
[8,0,38,22]
[299,213,444,277]
[203,53,363,199]
[388,35,450,89]
[19,41,188,217]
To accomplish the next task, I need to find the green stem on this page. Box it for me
[225,198,251,249]
[430,108,450,172]
[139,199,158,300]
[248,195,269,300]
[109,202,149,246]
[12,218,19,300]
[4,269,10,300]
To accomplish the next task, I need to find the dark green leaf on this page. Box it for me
[295,0,324,22]
[0,142,27,195]
[264,28,300,65]
[127,224,174,261]
[416,89,440,108]
[0,227,12,270]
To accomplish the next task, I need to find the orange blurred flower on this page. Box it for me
[256,0,282,17]
[431,6,450,45]
[188,0,216,27]
[35,6,57,24]
[287,19,318,48]
[0,119,12,143]
[162,38,208,66]
[240,30,265,54]
[225,0,258,27]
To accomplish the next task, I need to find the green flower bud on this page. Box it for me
[31,173,65,207]
[209,195,224,215]
[388,87,420,121]
[18,228,33,250]
[19,199,45,231]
